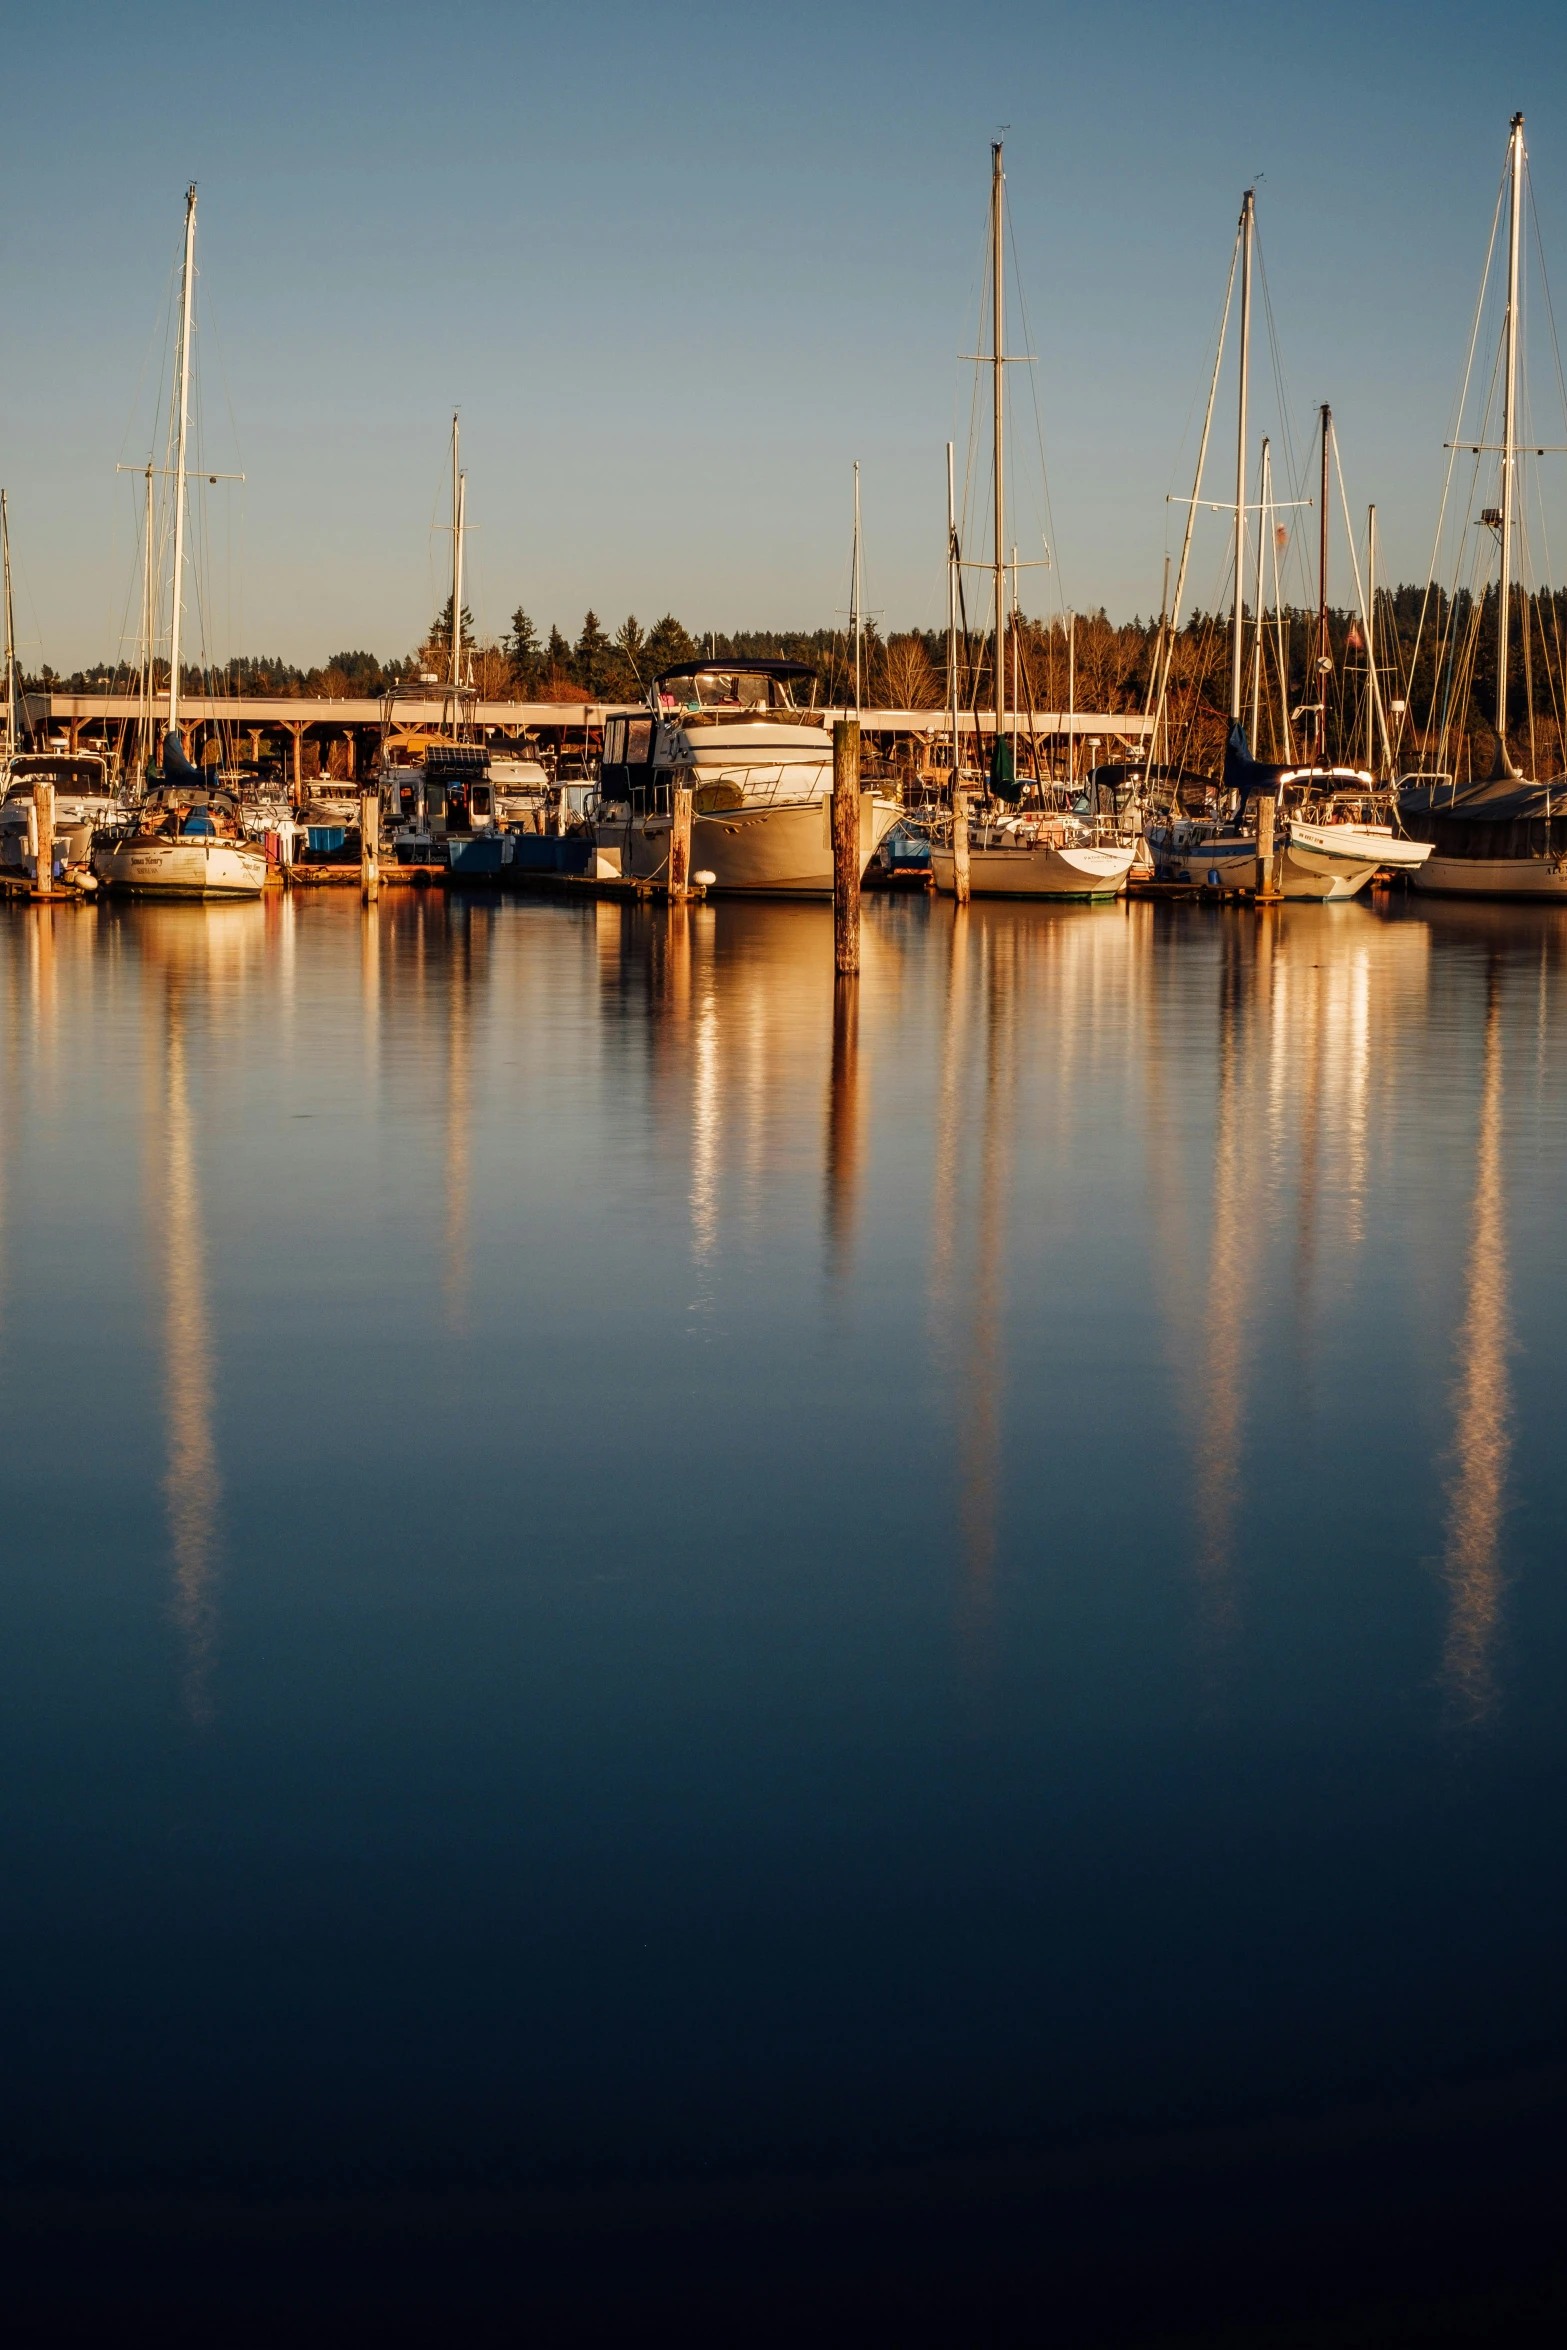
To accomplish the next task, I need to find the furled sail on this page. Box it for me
[989,736,1020,803]
[1222,721,1287,805]
[162,729,204,786]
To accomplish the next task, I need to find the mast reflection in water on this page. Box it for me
[824,975,860,1282]
[1440,965,1512,1719]
[927,910,1017,1647]
[153,971,223,1727]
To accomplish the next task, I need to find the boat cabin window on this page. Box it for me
[603,718,653,763]
[655,671,797,713]
[471,785,491,815]
[5,757,109,797]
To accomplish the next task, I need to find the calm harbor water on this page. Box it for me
[3,887,1566,2328]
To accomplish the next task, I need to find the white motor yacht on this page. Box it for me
[0,750,116,887]
[594,659,899,895]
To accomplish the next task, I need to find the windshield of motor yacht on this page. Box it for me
[654,669,809,715]
[5,756,110,797]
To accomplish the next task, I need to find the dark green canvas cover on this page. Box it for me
[990,735,1020,803]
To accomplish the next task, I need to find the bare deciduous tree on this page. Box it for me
[877,632,941,709]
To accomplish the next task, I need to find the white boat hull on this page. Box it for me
[1149,834,1255,887]
[1411,854,1567,898]
[95,837,268,898]
[1153,822,1428,901]
[929,838,1135,899]
[1276,821,1429,901]
[596,793,900,895]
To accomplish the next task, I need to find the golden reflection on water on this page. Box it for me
[824,978,859,1279]
[689,950,720,1288]
[958,929,1016,1635]
[1191,938,1257,1638]
[27,902,59,1125]
[1174,912,1432,1656]
[1440,970,1511,1720]
[1290,954,1324,1390]
[443,907,472,1331]
[140,951,225,1729]
[1343,947,1371,1250]
[928,908,970,1328]
[0,883,1545,1729]
[128,902,269,1724]
[648,904,873,1310]
[361,896,380,1092]
[927,910,1022,1648]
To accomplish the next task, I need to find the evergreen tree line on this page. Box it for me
[41,583,1567,775]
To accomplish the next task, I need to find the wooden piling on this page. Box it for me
[1255,794,1277,900]
[669,781,694,902]
[31,780,54,899]
[360,786,380,904]
[832,719,861,975]
[952,783,971,905]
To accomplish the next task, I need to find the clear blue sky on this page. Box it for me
[1,0,1562,671]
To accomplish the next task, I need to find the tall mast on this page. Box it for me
[167,183,197,738]
[1497,111,1525,769]
[1316,404,1331,765]
[851,459,862,713]
[1250,437,1269,748]
[141,464,155,771]
[1150,213,1241,767]
[1366,504,1377,774]
[449,411,464,697]
[991,138,1005,783]
[1230,188,1254,726]
[1067,608,1075,784]
[1011,545,1019,761]
[946,441,960,783]
[1,490,15,759]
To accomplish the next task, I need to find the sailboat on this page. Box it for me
[1401,114,1567,898]
[378,415,511,873]
[1146,195,1429,900]
[929,143,1137,902]
[96,187,266,900]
